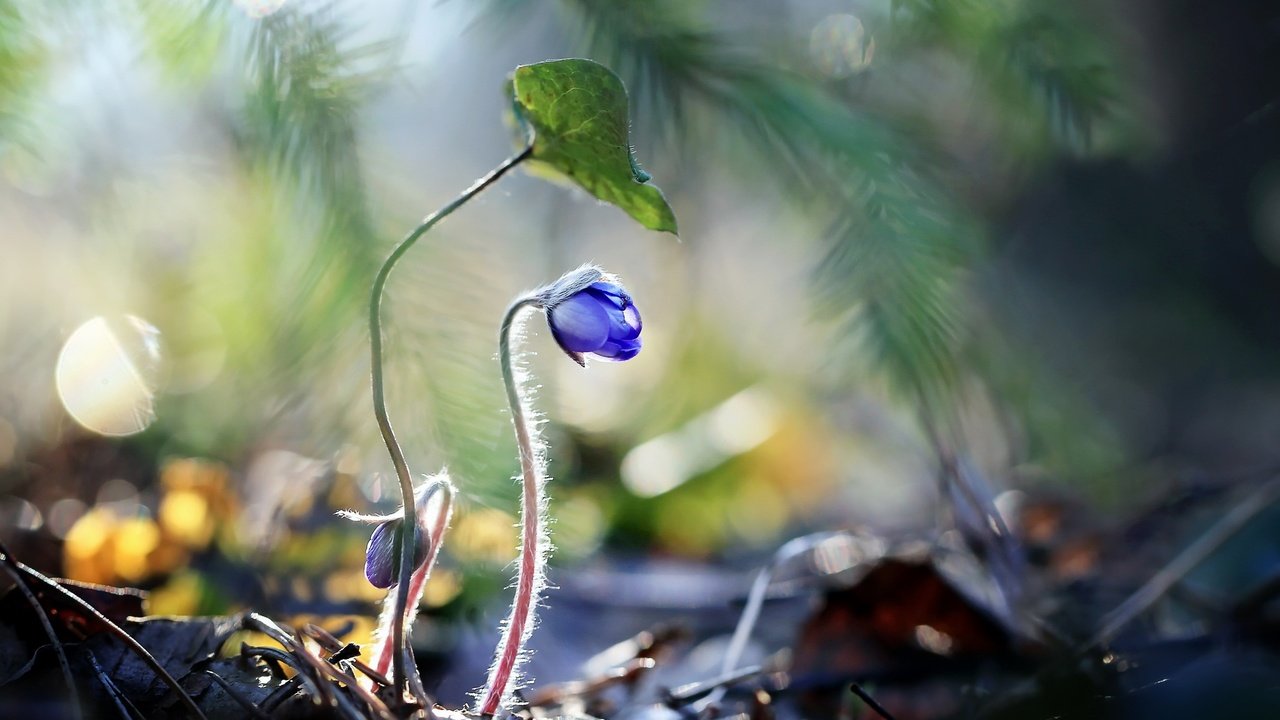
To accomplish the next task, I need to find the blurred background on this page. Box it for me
[2,0,1279,712]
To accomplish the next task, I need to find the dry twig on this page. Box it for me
[0,542,80,720]
[0,542,206,720]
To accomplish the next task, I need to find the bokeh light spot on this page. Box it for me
[810,14,875,79]
[423,568,462,608]
[112,518,161,582]
[55,315,162,437]
[0,418,16,467]
[622,387,779,498]
[914,624,955,656]
[325,569,386,604]
[1253,168,1280,266]
[96,478,142,517]
[160,489,213,547]
[0,496,43,531]
[147,570,204,616]
[655,495,721,557]
[48,497,88,539]
[554,494,606,558]
[726,476,787,544]
[64,507,112,561]
[452,508,518,564]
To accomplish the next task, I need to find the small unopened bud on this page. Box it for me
[339,474,447,590]
[364,518,430,589]
[536,265,642,366]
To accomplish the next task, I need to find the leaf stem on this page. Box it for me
[480,296,545,716]
[369,144,531,704]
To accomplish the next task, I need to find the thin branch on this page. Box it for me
[369,144,531,704]
[199,670,272,720]
[244,613,295,647]
[301,623,391,687]
[242,644,340,713]
[243,614,390,718]
[701,532,845,710]
[666,664,764,706]
[850,682,897,720]
[526,657,656,707]
[86,650,138,720]
[1091,476,1280,647]
[0,543,206,720]
[978,478,1280,717]
[0,543,80,720]
[292,635,395,720]
[260,676,303,712]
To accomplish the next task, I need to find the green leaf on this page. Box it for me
[509,58,677,234]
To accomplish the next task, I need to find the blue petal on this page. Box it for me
[364,519,428,589]
[549,292,611,352]
[602,304,641,342]
[586,281,630,309]
[592,336,641,362]
[587,283,640,340]
[365,521,399,589]
[621,304,642,338]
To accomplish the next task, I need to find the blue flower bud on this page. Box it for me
[547,281,642,365]
[364,518,430,589]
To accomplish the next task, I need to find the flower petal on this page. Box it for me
[619,304,642,338]
[586,283,640,341]
[549,292,611,352]
[586,281,630,309]
[592,336,641,362]
[364,520,399,589]
[363,519,429,589]
[601,304,641,342]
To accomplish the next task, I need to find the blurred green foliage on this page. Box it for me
[0,0,1146,612]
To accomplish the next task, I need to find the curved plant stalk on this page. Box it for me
[479,295,546,716]
[477,265,613,716]
[368,144,530,703]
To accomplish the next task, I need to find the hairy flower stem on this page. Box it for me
[480,297,544,716]
[369,480,455,682]
[368,145,531,704]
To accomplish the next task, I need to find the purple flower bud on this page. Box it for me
[364,518,430,589]
[547,281,642,365]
